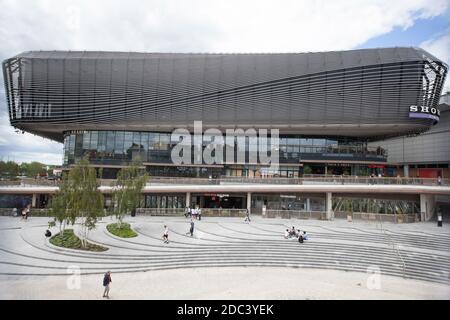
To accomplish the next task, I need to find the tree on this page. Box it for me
[0,161,19,179]
[303,165,312,175]
[112,159,148,228]
[49,157,104,248]
[20,161,47,178]
[48,173,75,235]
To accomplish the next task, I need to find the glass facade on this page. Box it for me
[144,194,186,209]
[63,130,387,167]
[0,194,32,208]
[251,193,326,212]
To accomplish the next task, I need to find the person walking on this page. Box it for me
[186,219,194,237]
[102,271,112,298]
[244,209,251,223]
[198,207,202,221]
[162,225,169,244]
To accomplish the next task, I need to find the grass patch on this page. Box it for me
[107,222,138,238]
[49,229,108,252]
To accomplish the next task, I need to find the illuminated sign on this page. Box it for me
[409,105,440,123]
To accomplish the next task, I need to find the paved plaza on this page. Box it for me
[0,215,449,299]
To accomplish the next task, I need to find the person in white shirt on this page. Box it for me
[284,229,289,239]
[162,225,169,244]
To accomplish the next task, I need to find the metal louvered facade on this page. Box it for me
[2,47,448,143]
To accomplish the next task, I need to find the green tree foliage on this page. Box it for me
[0,161,19,179]
[49,157,104,248]
[20,161,48,178]
[303,165,312,175]
[113,159,148,228]
[49,174,74,235]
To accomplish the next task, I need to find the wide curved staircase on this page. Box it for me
[0,216,449,285]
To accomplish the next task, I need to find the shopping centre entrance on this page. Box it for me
[191,193,247,209]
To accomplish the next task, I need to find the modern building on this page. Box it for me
[2,47,449,216]
[370,92,450,178]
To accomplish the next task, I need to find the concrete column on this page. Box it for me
[403,164,409,178]
[247,192,251,214]
[420,194,436,222]
[186,192,191,208]
[32,193,37,208]
[324,165,328,176]
[326,192,334,220]
[306,198,310,212]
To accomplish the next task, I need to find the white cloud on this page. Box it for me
[0,0,448,164]
[421,28,450,93]
[0,110,63,165]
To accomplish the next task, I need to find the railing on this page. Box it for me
[263,210,327,220]
[0,178,59,187]
[0,176,449,187]
[143,176,450,186]
[200,208,247,217]
[379,220,406,279]
[136,208,185,216]
[334,211,418,223]
[135,207,247,217]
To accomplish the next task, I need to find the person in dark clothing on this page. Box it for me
[244,209,251,223]
[186,219,194,237]
[103,271,112,298]
[45,230,52,238]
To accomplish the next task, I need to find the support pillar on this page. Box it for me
[32,193,37,208]
[420,194,436,222]
[247,192,251,214]
[326,192,334,220]
[324,165,328,176]
[306,198,310,212]
[186,192,191,208]
[403,164,409,178]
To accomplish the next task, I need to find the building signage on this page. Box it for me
[409,105,440,123]
[280,195,296,199]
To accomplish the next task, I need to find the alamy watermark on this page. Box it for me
[366,265,381,290]
[170,121,280,171]
[66,265,81,290]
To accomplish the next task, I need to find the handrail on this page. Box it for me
[381,224,406,279]
[0,176,449,187]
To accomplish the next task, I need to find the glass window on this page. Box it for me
[313,139,325,146]
[141,132,149,150]
[75,134,83,157]
[133,132,141,147]
[300,138,310,146]
[159,134,170,150]
[106,131,115,152]
[326,139,338,146]
[98,132,107,152]
[124,132,133,153]
[90,131,98,149]
[149,133,160,150]
[69,135,76,154]
[82,132,91,149]
[115,131,124,155]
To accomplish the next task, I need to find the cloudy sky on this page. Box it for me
[0,0,449,165]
